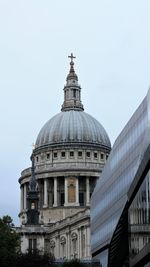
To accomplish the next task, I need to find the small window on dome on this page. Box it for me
[86,152,90,158]
[61,151,65,158]
[36,156,39,162]
[47,153,50,159]
[78,151,82,157]
[73,89,76,98]
[106,154,109,160]
[70,151,74,157]
[53,152,57,158]
[94,152,98,159]
[101,153,104,160]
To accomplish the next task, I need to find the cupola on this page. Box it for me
[61,53,84,111]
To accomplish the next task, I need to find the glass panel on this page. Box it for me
[129,171,150,259]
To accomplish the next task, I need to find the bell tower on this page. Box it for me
[26,153,39,225]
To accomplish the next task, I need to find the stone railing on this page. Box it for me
[21,162,103,178]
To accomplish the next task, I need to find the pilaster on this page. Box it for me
[78,227,81,259]
[86,225,91,259]
[66,230,70,259]
[56,234,60,259]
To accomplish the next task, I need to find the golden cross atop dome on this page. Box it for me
[68,53,76,63]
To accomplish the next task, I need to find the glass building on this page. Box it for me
[91,89,150,266]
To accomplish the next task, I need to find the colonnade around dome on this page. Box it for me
[20,175,97,224]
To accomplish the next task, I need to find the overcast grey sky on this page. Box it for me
[0,0,149,225]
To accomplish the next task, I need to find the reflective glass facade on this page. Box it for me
[91,89,150,266]
[129,171,150,260]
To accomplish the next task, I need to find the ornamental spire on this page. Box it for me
[61,53,84,111]
[26,152,39,225]
[29,155,37,192]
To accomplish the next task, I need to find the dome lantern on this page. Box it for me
[61,53,84,111]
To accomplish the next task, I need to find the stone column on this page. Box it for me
[64,177,68,206]
[53,177,58,207]
[23,184,27,210]
[20,185,23,211]
[86,177,90,206]
[76,178,79,206]
[43,179,48,208]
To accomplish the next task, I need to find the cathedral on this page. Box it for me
[18,54,111,260]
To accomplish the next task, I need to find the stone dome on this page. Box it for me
[35,53,111,151]
[35,110,111,149]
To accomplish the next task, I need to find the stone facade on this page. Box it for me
[18,54,111,260]
[20,209,91,260]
